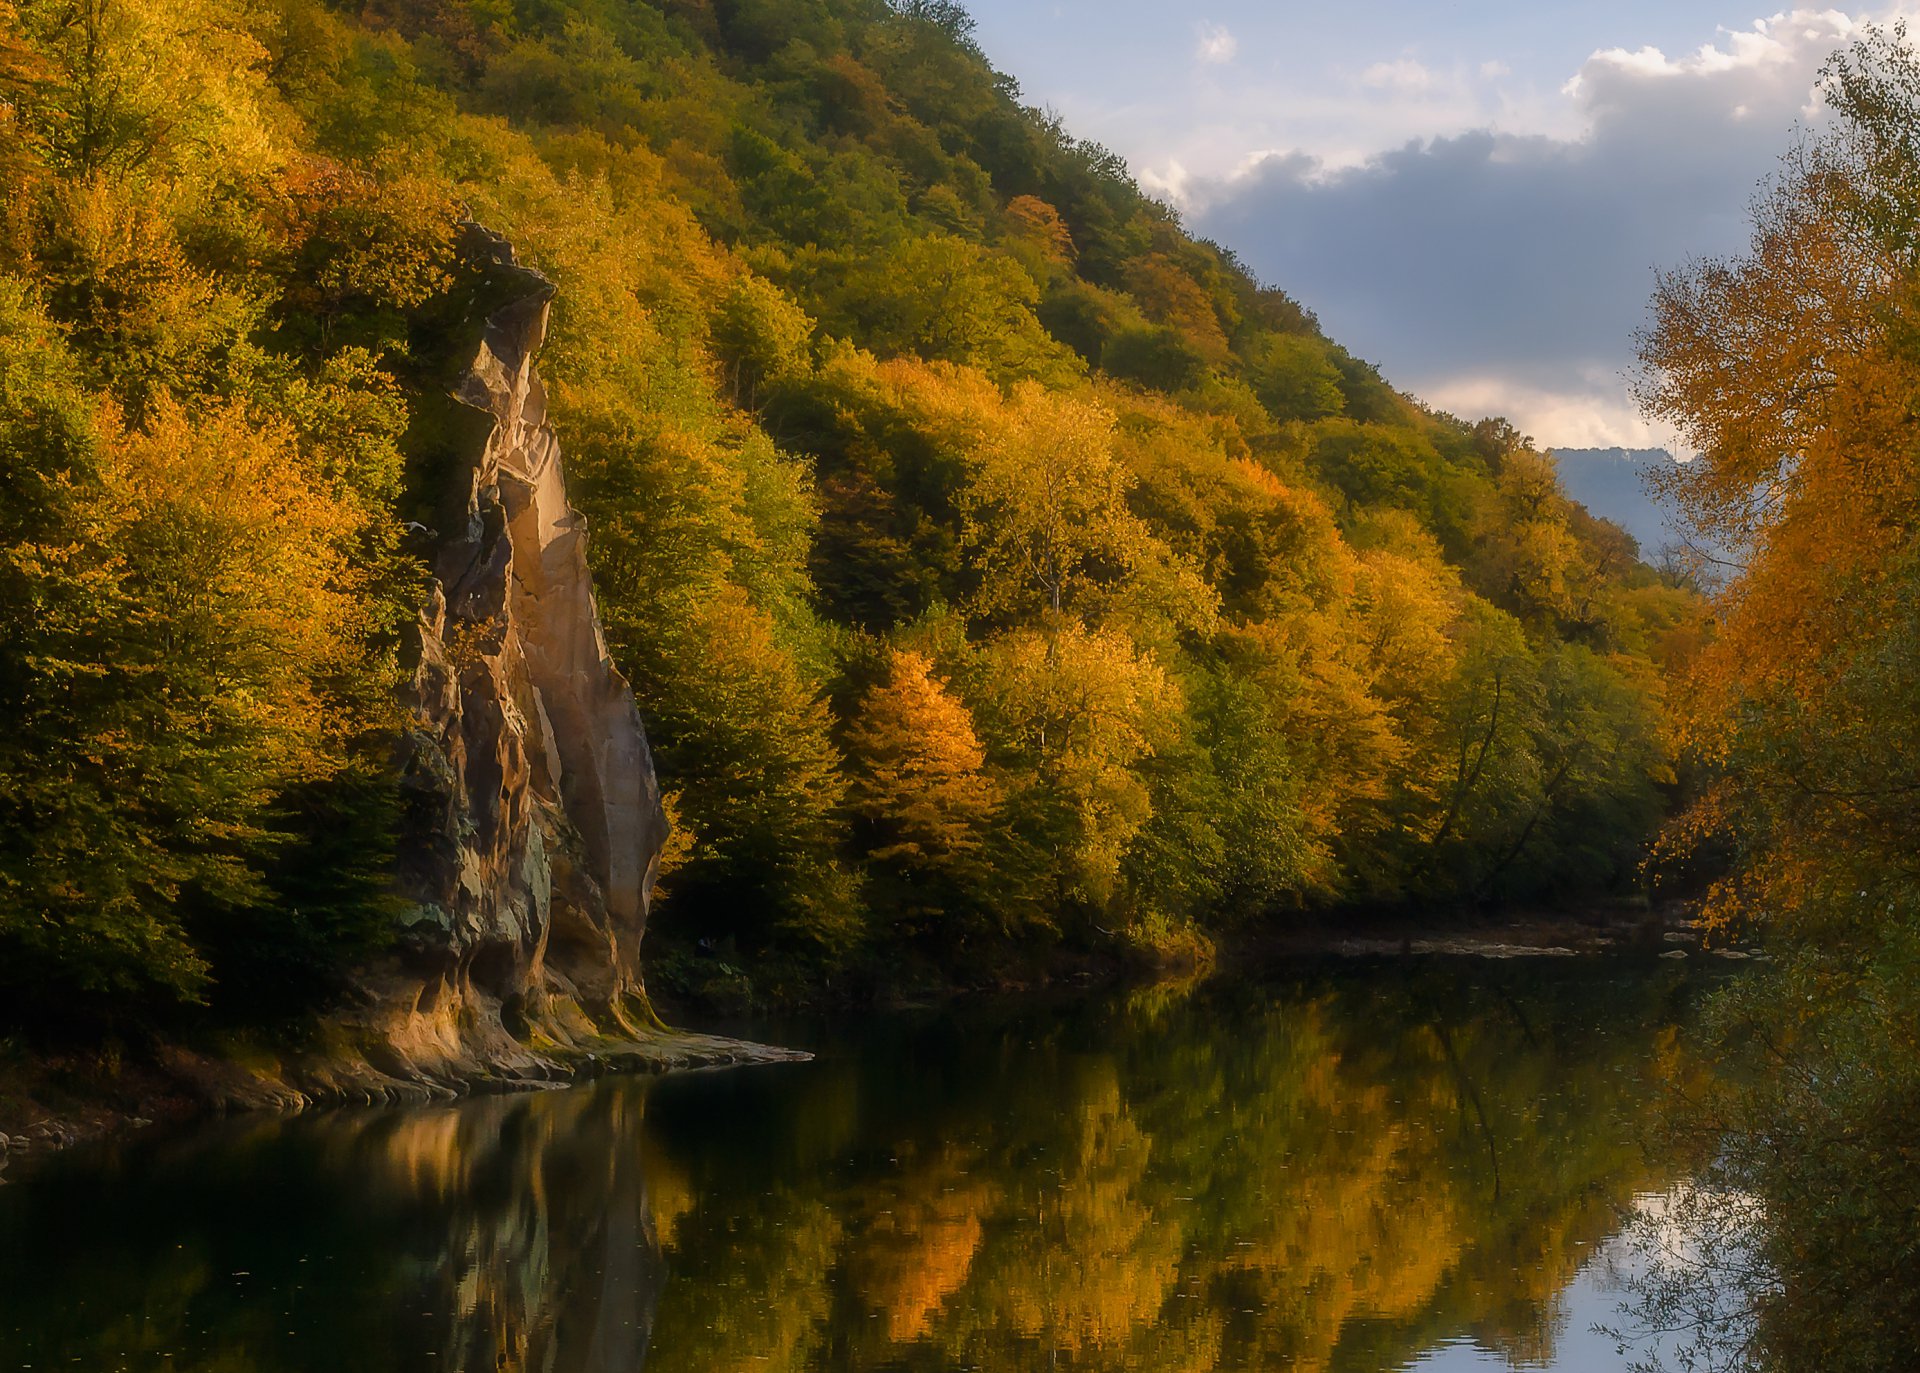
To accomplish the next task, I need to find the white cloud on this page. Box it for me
[1566,11,1864,103]
[1121,57,1548,190]
[1136,157,1191,204]
[1196,22,1238,65]
[1361,57,1435,93]
[1417,374,1685,452]
[1192,8,1914,447]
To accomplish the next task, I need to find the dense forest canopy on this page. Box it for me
[0,0,1698,1022]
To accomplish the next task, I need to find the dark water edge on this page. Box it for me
[0,956,1722,1372]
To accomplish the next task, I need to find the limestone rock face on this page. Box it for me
[378,224,669,1081]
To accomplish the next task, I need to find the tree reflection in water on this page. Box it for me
[0,959,1713,1372]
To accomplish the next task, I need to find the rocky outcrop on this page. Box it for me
[0,228,804,1143]
[356,224,675,1090]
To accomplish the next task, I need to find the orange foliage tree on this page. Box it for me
[1632,28,1920,1369]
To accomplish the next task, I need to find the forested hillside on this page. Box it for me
[0,0,1698,1023]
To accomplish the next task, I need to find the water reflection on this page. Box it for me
[0,959,1709,1372]
[0,1086,670,1371]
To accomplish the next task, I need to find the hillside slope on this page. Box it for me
[0,0,1701,1031]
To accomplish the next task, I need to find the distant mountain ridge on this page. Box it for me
[1550,447,1681,558]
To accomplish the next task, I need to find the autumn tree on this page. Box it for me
[958,383,1211,630]
[1630,28,1920,1369]
[844,648,998,939]
[978,622,1177,918]
[7,0,274,179]
[1000,194,1075,272]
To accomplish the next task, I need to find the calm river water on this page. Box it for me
[0,957,1713,1372]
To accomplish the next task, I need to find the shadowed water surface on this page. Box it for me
[0,958,1712,1371]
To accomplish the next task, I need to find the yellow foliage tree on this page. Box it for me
[982,622,1178,911]
[960,382,1213,631]
[9,0,277,179]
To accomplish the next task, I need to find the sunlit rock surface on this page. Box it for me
[385,223,669,1080]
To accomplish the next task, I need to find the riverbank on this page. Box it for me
[0,1024,806,1179]
[649,894,1735,1019]
[0,897,1733,1177]
[1243,896,1754,961]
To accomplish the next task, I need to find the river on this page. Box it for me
[0,956,1715,1371]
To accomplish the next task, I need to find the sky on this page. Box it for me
[959,2,1916,449]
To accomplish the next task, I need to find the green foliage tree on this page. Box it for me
[708,274,814,409]
[0,288,390,1020]
[1246,332,1346,421]
[639,589,861,953]
[978,622,1177,919]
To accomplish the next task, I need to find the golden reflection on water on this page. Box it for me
[0,961,1710,1373]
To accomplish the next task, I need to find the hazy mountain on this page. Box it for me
[1550,447,1682,558]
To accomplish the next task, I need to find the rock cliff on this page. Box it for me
[374,224,670,1085]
